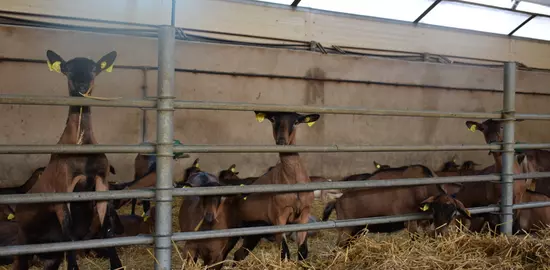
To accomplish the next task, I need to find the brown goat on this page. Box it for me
[217,164,267,186]
[332,165,462,247]
[111,154,192,216]
[0,167,45,195]
[180,195,241,270]
[13,50,121,270]
[419,192,472,236]
[0,220,19,265]
[465,119,526,204]
[232,111,319,262]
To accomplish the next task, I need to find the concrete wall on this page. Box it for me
[2,0,550,69]
[2,25,550,187]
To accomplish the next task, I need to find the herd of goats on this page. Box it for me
[0,50,549,270]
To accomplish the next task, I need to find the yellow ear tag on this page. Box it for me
[7,213,14,220]
[256,113,265,123]
[195,163,200,168]
[420,204,430,211]
[307,121,316,127]
[240,184,244,187]
[376,164,381,169]
[48,61,62,73]
[101,61,114,73]
[230,167,236,173]
[469,125,477,132]
[463,209,471,217]
[143,215,150,222]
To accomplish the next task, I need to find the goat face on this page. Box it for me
[46,50,117,97]
[465,119,503,145]
[254,111,320,145]
[420,194,471,235]
[218,164,239,182]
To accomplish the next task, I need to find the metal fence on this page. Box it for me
[2,23,550,270]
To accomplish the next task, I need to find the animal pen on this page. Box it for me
[2,2,550,270]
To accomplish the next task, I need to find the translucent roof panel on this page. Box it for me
[516,1,550,15]
[513,16,550,41]
[298,0,436,22]
[253,0,293,5]
[460,0,515,9]
[420,1,530,34]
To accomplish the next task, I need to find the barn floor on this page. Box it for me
[3,200,550,270]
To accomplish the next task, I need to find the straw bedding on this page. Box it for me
[4,200,550,270]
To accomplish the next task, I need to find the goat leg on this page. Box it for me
[280,234,291,261]
[104,204,123,269]
[95,176,108,226]
[233,235,262,262]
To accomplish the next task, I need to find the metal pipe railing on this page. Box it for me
[154,25,175,270]
[2,172,550,204]
[0,94,510,119]
[501,62,516,235]
[0,205,500,256]
[1,143,549,154]
[0,143,500,154]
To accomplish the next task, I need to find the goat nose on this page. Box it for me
[276,138,287,145]
[204,212,214,223]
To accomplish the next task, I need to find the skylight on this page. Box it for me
[513,16,550,41]
[298,0,436,22]
[460,0,515,9]
[420,1,530,35]
[516,1,550,15]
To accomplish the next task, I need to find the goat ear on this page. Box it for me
[254,111,275,123]
[46,50,66,74]
[454,199,471,219]
[192,158,200,168]
[465,121,484,132]
[109,165,116,175]
[298,114,320,127]
[96,51,117,74]
[419,196,436,211]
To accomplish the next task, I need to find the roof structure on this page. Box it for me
[255,0,550,41]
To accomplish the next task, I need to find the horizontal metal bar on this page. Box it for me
[173,144,500,153]
[515,113,550,120]
[172,172,550,196]
[0,190,154,204]
[0,235,153,256]
[173,100,502,119]
[172,205,499,241]
[0,205,498,256]
[514,143,550,150]
[0,95,155,108]
[513,201,550,210]
[0,144,500,154]
[5,172,550,204]
[5,95,550,121]
[0,144,154,154]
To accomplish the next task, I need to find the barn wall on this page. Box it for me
[1,0,550,69]
[1,25,550,186]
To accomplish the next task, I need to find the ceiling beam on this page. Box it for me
[291,0,301,7]
[508,14,536,36]
[413,0,442,24]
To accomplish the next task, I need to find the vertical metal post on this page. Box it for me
[500,62,516,235]
[155,25,175,270]
[141,68,148,142]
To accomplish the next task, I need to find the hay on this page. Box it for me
[4,200,550,270]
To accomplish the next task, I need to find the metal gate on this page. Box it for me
[1,21,550,270]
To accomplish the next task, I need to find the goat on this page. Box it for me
[232,111,319,262]
[217,164,267,186]
[13,50,121,270]
[340,161,391,182]
[419,191,472,236]
[110,149,188,215]
[0,167,45,195]
[331,165,463,247]
[178,172,242,269]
